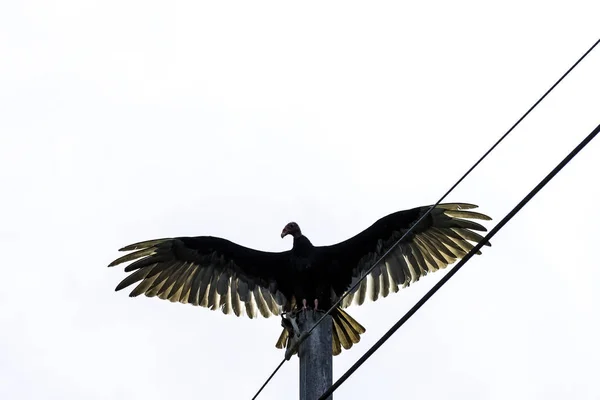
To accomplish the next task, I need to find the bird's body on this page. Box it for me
[108,203,492,355]
[287,235,327,310]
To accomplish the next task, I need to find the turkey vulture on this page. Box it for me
[108,203,491,355]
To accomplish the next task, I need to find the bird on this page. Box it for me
[108,202,491,356]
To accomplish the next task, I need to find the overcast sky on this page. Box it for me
[1,2,599,400]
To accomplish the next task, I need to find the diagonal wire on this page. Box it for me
[251,37,600,400]
[250,359,285,400]
[295,36,600,345]
[319,122,600,400]
[300,36,600,341]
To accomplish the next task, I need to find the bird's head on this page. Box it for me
[281,222,302,239]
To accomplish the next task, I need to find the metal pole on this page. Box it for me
[298,311,332,400]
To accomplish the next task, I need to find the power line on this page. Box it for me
[300,36,600,342]
[318,121,600,400]
[295,35,600,346]
[251,360,285,400]
[250,37,600,400]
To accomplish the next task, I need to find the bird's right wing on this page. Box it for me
[319,203,491,307]
[108,236,291,318]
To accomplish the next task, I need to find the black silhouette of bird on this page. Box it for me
[108,202,491,355]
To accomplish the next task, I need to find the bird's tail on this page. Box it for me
[275,307,366,356]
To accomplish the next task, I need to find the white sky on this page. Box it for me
[1,2,599,399]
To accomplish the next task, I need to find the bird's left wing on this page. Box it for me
[108,236,290,318]
[318,203,492,307]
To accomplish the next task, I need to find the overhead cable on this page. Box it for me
[319,122,600,400]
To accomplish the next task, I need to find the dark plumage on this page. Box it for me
[108,202,491,355]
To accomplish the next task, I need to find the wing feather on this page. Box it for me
[356,277,367,306]
[380,266,390,298]
[130,272,160,297]
[413,236,442,271]
[146,264,179,297]
[370,265,381,302]
[230,277,243,317]
[404,247,421,282]
[253,286,270,318]
[452,227,491,246]
[428,228,468,257]
[206,271,221,310]
[245,288,257,319]
[434,203,478,210]
[415,233,448,264]
[180,264,198,304]
[384,261,400,294]
[197,264,214,307]
[408,242,429,275]
[156,262,185,299]
[391,249,410,287]
[167,262,193,301]
[114,265,154,291]
[221,282,232,315]
[421,232,458,262]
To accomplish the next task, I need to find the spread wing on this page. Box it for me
[319,203,492,307]
[108,236,291,318]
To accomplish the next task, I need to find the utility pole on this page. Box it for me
[298,311,332,400]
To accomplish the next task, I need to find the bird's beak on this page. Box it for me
[281,229,288,239]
